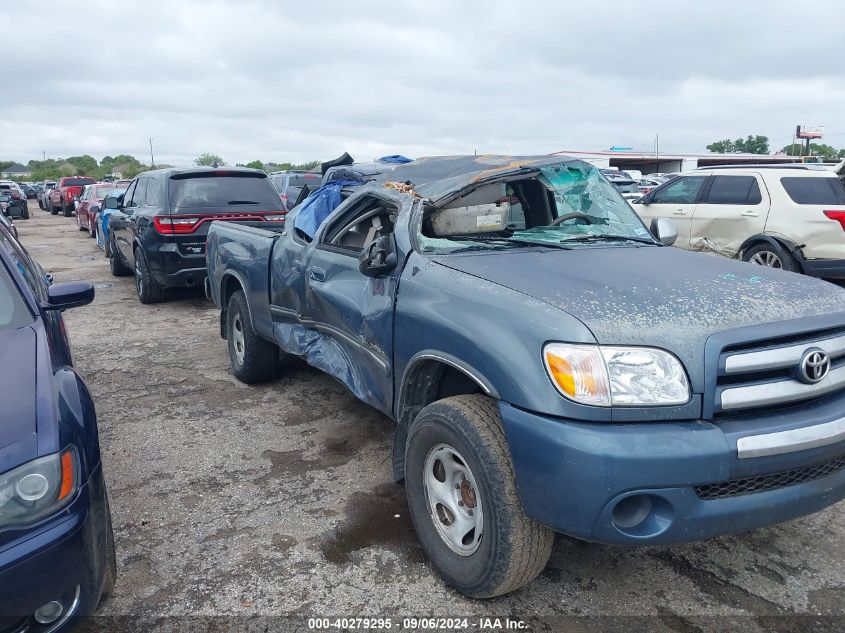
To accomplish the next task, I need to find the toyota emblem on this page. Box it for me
[798,348,830,384]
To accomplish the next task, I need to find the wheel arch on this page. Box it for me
[738,233,806,270]
[218,271,249,339]
[392,352,499,484]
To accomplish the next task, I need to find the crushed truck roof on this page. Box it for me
[377,154,578,202]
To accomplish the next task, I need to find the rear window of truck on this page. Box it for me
[168,172,281,208]
[62,177,95,186]
[780,177,845,205]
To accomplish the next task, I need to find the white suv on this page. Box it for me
[632,166,845,278]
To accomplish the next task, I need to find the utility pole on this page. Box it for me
[654,133,659,158]
[42,149,46,161]
[149,138,155,167]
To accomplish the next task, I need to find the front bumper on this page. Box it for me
[801,258,845,280]
[0,465,109,629]
[499,402,845,545]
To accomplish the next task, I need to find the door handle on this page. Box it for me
[741,210,759,217]
[309,267,326,281]
[673,209,687,216]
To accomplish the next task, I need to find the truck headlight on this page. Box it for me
[543,344,690,407]
[0,448,78,528]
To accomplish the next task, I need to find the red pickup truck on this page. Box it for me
[49,176,96,216]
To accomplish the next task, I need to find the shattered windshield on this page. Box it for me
[418,161,656,253]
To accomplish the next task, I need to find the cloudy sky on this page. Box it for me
[2,0,843,167]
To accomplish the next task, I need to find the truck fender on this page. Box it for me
[217,270,251,339]
[392,351,499,484]
[738,234,806,269]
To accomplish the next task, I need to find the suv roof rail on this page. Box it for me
[696,164,831,171]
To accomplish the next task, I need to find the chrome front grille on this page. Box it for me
[716,328,845,414]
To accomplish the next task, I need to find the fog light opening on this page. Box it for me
[612,494,653,529]
[33,600,64,625]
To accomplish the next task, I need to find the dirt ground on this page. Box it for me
[14,203,845,631]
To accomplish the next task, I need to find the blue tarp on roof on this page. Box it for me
[377,155,413,164]
[293,179,365,239]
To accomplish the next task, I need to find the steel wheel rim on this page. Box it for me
[749,250,782,268]
[423,443,483,556]
[232,313,246,365]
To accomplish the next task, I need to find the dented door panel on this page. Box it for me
[689,174,770,258]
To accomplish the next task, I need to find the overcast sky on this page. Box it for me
[1,0,843,167]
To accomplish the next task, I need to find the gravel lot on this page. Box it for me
[14,203,845,631]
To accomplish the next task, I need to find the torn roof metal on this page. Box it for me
[376,154,579,203]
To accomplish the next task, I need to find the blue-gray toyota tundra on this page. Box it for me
[206,155,845,598]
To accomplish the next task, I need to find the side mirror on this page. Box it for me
[650,218,678,246]
[104,197,119,209]
[358,235,397,277]
[42,281,95,310]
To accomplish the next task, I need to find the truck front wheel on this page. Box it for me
[404,394,554,598]
[226,290,279,383]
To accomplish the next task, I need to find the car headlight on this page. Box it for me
[0,448,78,528]
[543,343,690,406]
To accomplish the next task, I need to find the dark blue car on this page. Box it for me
[0,226,115,629]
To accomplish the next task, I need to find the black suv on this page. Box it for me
[107,167,286,303]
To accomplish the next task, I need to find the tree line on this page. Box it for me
[0,153,322,182]
[706,135,845,159]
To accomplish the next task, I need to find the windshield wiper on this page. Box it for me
[228,200,259,205]
[559,234,658,245]
[446,235,572,252]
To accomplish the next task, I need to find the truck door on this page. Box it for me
[301,193,403,414]
[634,175,708,249]
[688,174,769,257]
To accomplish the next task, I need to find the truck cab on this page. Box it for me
[206,155,845,598]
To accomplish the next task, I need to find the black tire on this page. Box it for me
[226,290,279,383]
[21,207,29,220]
[134,247,165,303]
[90,220,97,238]
[109,248,132,276]
[100,494,117,597]
[63,205,72,217]
[742,242,798,272]
[104,237,112,258]
[50,205,58,215]
[404,394,554,598]
[37,198,44,210]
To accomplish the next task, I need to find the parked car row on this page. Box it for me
[0,181,29,219]
[21,153,845,608]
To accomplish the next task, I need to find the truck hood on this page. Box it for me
[432,246,845,389]
[0,327,38,470]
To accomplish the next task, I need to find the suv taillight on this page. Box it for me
[823,210,845,231]
[153,216,200,234]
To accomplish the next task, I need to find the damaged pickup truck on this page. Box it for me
[206,155,845,598]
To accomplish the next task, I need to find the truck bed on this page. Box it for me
[206,220,287,340]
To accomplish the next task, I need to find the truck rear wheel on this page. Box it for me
[226,290,279,383]
[404,394,553,598]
